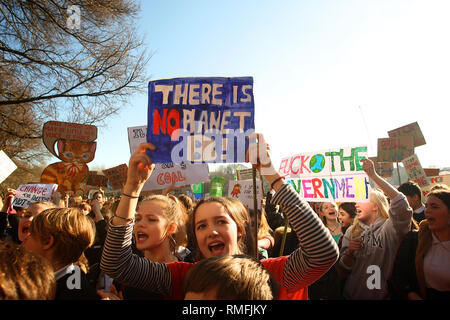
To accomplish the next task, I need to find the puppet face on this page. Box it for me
[57,139,97,163]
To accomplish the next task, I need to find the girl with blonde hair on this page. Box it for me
[101,134,339,300]
[339,159,413,300]
[134,194,187,263]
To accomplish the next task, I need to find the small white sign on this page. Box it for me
[12,184,58,208]
[0,150,17,184]
[128,125,210,191]
[228,179,262,210]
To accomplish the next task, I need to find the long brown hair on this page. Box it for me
[187,197,247,261]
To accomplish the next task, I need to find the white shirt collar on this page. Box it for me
[414,204,425,214]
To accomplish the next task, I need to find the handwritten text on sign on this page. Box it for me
[228,180,261,210]
[377,136,414,162]
[402,154,429,188]
[102,164,128,190]
[12,184,58,208]
[388,121,426,147]
[147,77,255,164]
[128,125,209,191]
[280,147,370,202]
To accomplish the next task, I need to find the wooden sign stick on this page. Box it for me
[252,166,259,259]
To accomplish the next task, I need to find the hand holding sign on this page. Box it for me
[127,142,156,187]
[246,133,276,176]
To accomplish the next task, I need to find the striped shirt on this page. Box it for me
[100,183,339,299]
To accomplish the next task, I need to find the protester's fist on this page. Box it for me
[347,238,362,254]
[127,142,156,186]
[91,199,101,211]
[246,133,276,176]
[1,189,17,212]
[361,158,376,177]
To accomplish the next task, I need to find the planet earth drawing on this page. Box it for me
[309,154,325,173]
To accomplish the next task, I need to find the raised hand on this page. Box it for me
[126,142,156,187]
[361,158,377,178]
[1,189,17,212]
[246,132,275,176]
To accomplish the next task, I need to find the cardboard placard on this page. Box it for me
[236,168,254,180]
[43,121,97,158]
[377,136,414,162]
[388,121,426,147]
[402,154,429,188]
[423,168,440,177]
[102,164,128,190]
[369,157,394,178]
[86,171,108,187]
[147,77,255,163]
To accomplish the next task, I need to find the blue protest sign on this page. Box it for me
[147,77,255,164]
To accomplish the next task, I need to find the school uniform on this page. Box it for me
[413,205,426,224]
[54,264,99,300]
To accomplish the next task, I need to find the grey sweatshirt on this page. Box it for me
[339,193,412,300]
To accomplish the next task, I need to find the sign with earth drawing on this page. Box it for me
[279,146,370,202]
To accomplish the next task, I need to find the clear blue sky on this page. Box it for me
[89,0,450,172]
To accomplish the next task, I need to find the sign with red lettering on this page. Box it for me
[402,154,429,188]
[147,77,255,163]
[12,183,58,207]
[423,168,440,177]
[86,171,108,187]
[42,121,97,158]
[279,146,370,202]
[377,136,414,162]
[228,180,262,210]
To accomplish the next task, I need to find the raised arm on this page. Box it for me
[112,142,156,226]
[362,158,412,232]
[248,133,339,290]
[361,158,400,200]
[100,143,173,295]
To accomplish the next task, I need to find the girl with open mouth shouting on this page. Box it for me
[101,133,339,300]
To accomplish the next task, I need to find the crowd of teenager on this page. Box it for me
[1,134,449,300]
